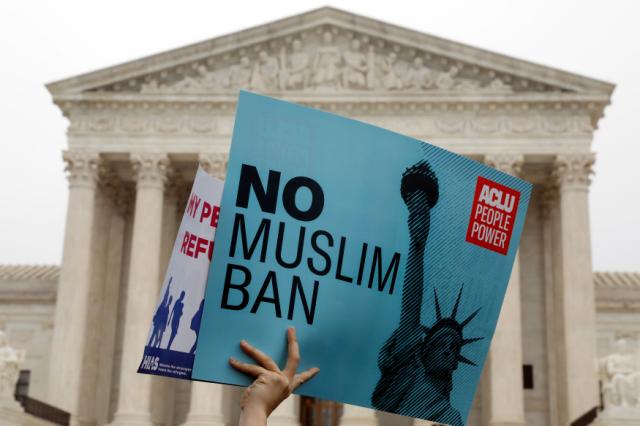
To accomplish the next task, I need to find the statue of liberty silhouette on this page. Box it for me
[371,160,483,425]
[149,278,173,348]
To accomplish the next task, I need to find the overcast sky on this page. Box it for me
[0,0,638,271]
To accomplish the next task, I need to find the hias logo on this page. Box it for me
[142,355,159,371]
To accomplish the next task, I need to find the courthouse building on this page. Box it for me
[1,7,639,426]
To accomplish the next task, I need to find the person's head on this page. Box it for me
[179,291,186,300]
[413,57,424,68]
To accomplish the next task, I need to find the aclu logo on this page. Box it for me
[141,355,160,371]
[465,176,520,255]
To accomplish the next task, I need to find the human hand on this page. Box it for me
[230,327,319,425]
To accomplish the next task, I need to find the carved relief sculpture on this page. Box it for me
[379,52,403,90]
[0,330,25,407]
[311,32,342,90]
[250,51,280,91]
[229,56,252,90]
[342,39,368,89]
[279,39,311,90]
[599,338,640,410]
[134,28,522,96]
[404,57,434,90]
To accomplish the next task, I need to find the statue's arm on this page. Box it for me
[399,240,425,331]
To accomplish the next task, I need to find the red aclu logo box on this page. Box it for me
[466,176,520,255]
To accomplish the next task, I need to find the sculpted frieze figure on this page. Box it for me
[0,330,25,403]
[311,32,342,90]
[172,66,209,91]
[279,39,311,90]
[487,78,511,92]
[229,56,253,89]
[435,66,458,90]
[341,39,368,89]
[404,57,434,90]
[379,52,403,90]
[250,51,280,91]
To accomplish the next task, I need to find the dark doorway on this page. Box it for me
[300,397,343,426]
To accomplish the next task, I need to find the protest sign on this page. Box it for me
[190,91,531,425]
[138,167,223,379]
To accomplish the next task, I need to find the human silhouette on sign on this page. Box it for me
[167,290,186,351]
[189,300,204,354]
[149,278,173,348]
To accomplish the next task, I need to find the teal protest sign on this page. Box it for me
[192,91,531,424]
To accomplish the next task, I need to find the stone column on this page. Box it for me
[109,153,170,426]
[552,154,599,425]
[150,173,182,425]
[177,156,231,426]
[269,396,301,426]
[199,152,228,180]
[339,404,377,426]
[540,186,559,426]
[48,151,101,422]
[95,172,132,426]
[482,154,526,426]
[181,383,228,426]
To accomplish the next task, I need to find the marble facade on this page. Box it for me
[0,7,626,426]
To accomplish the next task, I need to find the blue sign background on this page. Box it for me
[193,91,531,422]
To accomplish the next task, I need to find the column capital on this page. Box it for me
[539,183,559,221]
[553,153,595,190]
[484,154,524,177]
[101,168,133,216]
[165,171,184,201]
[63,150,101,189]
[198,152,228,180]
[131,153,171,190]
[166,171,190,215]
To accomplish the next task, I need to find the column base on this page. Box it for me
[181,413,228,426]
[340,420,377,426]
[269,418,300,426]
[70,415,98,426]
[107,412,158,426]
[594,420,640,426]
[339,405,377,426]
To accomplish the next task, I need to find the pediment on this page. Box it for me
[47,7,613,100]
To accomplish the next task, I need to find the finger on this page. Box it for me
[229,357,266,378]
[240,340,280,372]
[292,367,320,389]
[283,327,300,379]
